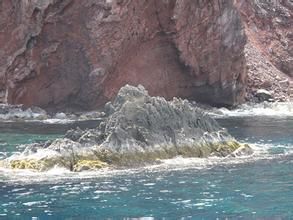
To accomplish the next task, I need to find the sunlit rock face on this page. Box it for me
[0,0,248,110]
[1,0,292,110]
[0,85,252,172]
[235,0,293,102]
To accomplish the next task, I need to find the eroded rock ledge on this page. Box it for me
[0,85,252,172]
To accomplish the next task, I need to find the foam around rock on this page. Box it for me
[1,85,252,171]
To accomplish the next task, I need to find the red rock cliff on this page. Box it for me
[236,0,292,101]
[0,0,291,111]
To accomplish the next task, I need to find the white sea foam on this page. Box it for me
[1,142,291,184]
[0,104,103,123]
[0,152,8,160]
[143,143,292,173]
[0,105,47,120]
[42,118,75,124]
[23,201,44,207]
[1,102,292,124]
[209,102,293,118]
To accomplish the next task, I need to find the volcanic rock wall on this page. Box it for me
[0,0,291,111]
[236,0,292,101]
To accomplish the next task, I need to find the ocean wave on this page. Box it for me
[209,102,293,118]
[147,142,292,171]
[1,102,292,125]
[0,104,104,124]
[1,142,291,184]
[0,104,47,121]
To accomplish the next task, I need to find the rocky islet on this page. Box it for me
[0,85,252,172]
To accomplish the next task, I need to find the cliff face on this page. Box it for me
[0,0,291,111]
[236,0,293,101]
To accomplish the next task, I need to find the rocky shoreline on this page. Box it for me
[0,85,252,172]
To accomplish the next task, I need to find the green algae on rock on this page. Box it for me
[0,85,252,172]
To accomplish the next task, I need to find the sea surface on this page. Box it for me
[0,105,292,220]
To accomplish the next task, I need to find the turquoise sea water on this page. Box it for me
[0,116,292,219]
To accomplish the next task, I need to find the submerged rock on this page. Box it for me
[0,85,252,171]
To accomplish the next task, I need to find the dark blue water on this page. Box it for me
[0,116,292,220]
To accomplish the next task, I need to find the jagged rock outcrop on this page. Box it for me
[0,85,252,171]
[0,0,291,111]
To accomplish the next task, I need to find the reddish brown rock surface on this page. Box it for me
[236,0,293,102]
[0,0,292,111]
